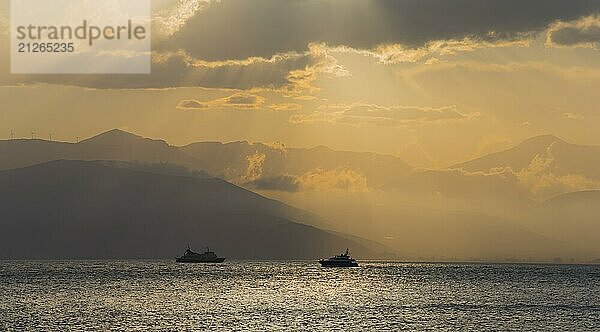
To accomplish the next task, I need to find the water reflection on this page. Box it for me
[1,261,599,330]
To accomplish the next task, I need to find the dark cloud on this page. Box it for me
[177,100,209,110]
[245,175,300,192]
[548,17,600,47]
[0,51,311,89]
[160,0,600,60]
[226,94,261,105]
[552,26,600,45]
[177,92,266,111]
[4,1,599,90]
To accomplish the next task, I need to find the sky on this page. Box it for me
[1,0,600,167]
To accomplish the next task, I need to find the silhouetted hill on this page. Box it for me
[0,160,383,259]
[77,129,210,171]
[0,129,207,172]
[79,129,150,145]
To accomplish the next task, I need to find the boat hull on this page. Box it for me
[319,260,359,267]
[176,257,226,263]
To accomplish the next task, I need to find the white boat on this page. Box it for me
[319,249,359,267]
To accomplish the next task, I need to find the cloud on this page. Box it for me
[159,0,600,61]
[563,112,585,120]
[404,60,600,87]
[226,93,264,106]
[1,44,348,93]
[279,44,351,96]
[289,112,338,125]
[243,152,266,182]
[244,167,370,193]
[546,15,600,48]
[177,99,209,110]
[177,92,266,111]
[268,103,303,112]
[290,103,478,127]
[0,50,312,90]
[516,148,600,198]
[326,37,530,65]
[448,142,600,199]
[245,175,300,192]
[296,168,370,192]
[4,1,599,91]
[153,0,215,37]
[263,141,287,154]
[341,104,467,122]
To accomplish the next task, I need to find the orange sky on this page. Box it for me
[1,0,599,167]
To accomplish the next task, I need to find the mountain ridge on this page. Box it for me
[452,134,568,172]
[451,134,600,182]
[1,129,413,188]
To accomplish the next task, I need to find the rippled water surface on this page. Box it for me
[1,261,600,331]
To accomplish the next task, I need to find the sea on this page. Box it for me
[1,261,599,331]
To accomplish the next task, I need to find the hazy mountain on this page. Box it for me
[0,129,412,190]
[266,191,580,261]
[522,190,600,254]
[181,141,412,188]
[0,129,207,172]
[376,135,600,218]
[378,134,599,219]
[2,129,595,261]
[453,135,562,171]
[383,168,535,219]
[453,135,600,179]
[0,160,383,259]
[543,190,600,207]
[397,142,438,169]
[379,209,579,261]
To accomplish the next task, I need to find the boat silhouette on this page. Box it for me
[319,249,359,267]
[176,245,226,263]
